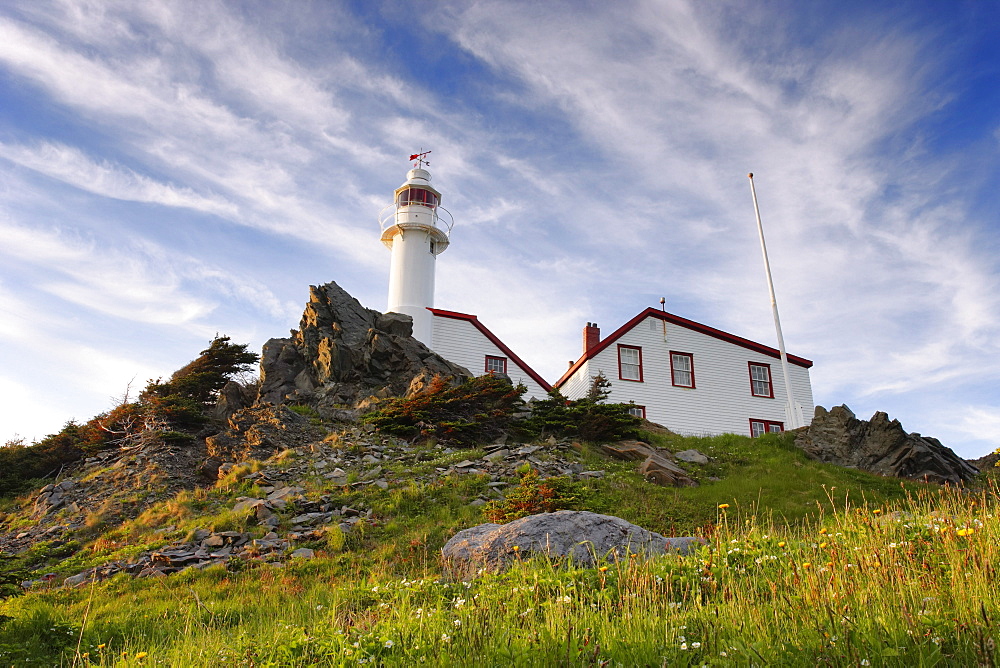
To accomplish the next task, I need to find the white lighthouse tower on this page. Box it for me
[378,152,454,346]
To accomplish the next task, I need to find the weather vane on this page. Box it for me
[409,149,431,168]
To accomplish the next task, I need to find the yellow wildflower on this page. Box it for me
[718,503,730,509]
[957,528,975,537]
[777,541,786,548]
[802,562,812,569]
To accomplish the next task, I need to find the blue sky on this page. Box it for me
[1,0,999,458]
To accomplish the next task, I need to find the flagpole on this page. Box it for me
[748,173,799,429]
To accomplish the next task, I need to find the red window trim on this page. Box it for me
[485,355,507,374]
[627,404,646,419]
[428,309,552,392]
[748,361,774,398]
[669,351,695,388]
[617,344,643,382]
[749,419,784,437]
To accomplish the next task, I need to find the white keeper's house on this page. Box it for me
[377,156,813,437]
[554,314,813,437]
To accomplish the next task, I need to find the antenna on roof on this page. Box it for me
[409,149,432,168]
[748,173,801,429]
[659,297,667,341]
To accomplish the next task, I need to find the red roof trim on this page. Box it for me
[555,307,813,388]
[428,308,553,392]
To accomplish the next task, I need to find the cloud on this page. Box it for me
[0,220,212,325]
[441,0,1000,410]
[953,407,1000,450]
[0,140,240,217]
[0,216,298,329]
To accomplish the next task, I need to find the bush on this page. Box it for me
[482,469,580,523]
[0,555,29,600]
[142,335,258,430]
[361,374,526,446]
[525,374,641,442]
[0,431,86,499]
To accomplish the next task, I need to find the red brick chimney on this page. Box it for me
[583,322,600,353]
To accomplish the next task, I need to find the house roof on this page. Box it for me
[428,308,553,392]
[554,307,813,388]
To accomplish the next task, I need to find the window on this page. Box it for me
[485,355,507,374]
[749,419,784,437]
[670,352,695,388]
[397,188,438,208]
[749,362,774,398]
[618,345,643,382]
[429,239,437,254]
[626,405,646,419]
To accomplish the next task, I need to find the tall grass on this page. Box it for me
[2,480,996,666]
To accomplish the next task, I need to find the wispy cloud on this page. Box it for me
[0,140,239,217]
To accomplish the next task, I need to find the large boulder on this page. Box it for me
[256,281,472,413]
[442,510,705,578]
[796,405,978,485]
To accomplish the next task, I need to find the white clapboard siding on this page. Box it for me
[558,313,813,437]
[431,312,550,400]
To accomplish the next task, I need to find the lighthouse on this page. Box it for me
[378,153,454,346]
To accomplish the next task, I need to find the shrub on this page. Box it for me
[361,374,526,446]
[525,374,641,442]
[0,555,29,600]
[482,469,580,523]
[142,335,258,430]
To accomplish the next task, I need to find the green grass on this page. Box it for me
[2,480,997,666]
[1,430,994,665]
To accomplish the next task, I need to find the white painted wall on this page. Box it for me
[386,226,437,345]
[562,315,814,436]
[432,316,549,400]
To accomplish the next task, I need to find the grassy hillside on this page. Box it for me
[1,426,995,666]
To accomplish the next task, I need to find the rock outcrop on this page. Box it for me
[442,510,705,578]
[600,440,698,487]
[796,405,978,485]
[206,405,323,463]
[257,282,472,415]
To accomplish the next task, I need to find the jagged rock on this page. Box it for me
[268,486,305,501]
[675,449,709,465]
[968,451,999,472]
[601,440,660,461]
[206,406,322,462]
[215,380,257,422]
[602,440,696,487]
[64,573,90,587]
[796,405,978,485]
[256,281,472,412]
[442,510,705,579]
[638,455,697,487]
[196,457,223,482]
